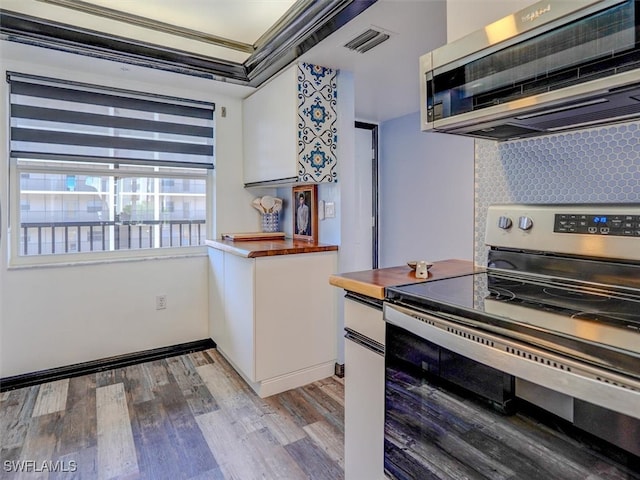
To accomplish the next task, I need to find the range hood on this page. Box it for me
[419,0,640,141]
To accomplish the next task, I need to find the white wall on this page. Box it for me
[379,112,474,266]
[0,41,253,377]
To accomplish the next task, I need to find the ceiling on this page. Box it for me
[0,0,449,123]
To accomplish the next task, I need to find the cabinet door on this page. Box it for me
[345,337,385,480]
[254,252,337,381]
[344,297,385,345]
[223,253,256,381]
[243,66,298,184]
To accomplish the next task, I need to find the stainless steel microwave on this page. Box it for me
[420,0,640,141]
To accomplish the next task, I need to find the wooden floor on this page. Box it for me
[0,349,345,480]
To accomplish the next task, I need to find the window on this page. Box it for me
[14,160,208,257]
[8,73,214,265]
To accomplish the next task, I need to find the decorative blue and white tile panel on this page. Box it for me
[297,63,338,183]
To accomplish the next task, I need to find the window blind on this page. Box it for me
[8,72,215,168]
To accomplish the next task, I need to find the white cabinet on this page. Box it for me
[344,296,386,480]
[243,62,338,186]
[208,249,338,397]
[243,66,298,184]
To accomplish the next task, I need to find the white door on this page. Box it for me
[354,125,376,270]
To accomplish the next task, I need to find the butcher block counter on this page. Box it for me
[329,259,482,300]
[205,238,338,258]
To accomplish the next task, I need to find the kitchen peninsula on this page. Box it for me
[207,238,338,398]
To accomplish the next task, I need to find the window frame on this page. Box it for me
[9,158,212,268]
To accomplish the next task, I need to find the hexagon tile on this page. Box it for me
[474,121,640,264]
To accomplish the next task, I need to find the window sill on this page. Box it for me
[7,245,207,270]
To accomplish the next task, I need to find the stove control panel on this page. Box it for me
[486,204,640,262]
[554,213,640,237]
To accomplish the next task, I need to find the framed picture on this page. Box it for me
[292,184,318,243]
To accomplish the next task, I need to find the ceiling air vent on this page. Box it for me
[344,28,390,53]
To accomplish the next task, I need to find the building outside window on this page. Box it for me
[8,73,214,265]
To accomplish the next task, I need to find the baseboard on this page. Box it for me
[215,348,335,398]
[0,338,216,392]
[255,361,336,398]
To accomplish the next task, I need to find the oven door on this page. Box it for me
[383,302,640,478]
[384,320,516,480]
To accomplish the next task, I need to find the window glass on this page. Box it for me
[15,159,207,257]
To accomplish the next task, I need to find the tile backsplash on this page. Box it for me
[474,121,640,264]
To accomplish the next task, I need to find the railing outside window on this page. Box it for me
[20,219,206,255]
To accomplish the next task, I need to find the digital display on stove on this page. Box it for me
[554,213,640,236]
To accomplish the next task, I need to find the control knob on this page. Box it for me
[518,216,534,231]
[497,216,512,229]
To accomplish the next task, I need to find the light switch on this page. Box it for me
[325,201,336,218]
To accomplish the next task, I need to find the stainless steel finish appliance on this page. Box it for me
[419,0,640,140]
[384,203,640,478]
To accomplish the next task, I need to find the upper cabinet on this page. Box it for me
[243,62,338,186]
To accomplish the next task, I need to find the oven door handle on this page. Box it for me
[344,328,384,356]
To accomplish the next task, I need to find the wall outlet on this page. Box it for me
[156,294,167,310]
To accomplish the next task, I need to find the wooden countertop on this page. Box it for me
[329,259,483,300]
[205,238,338,258]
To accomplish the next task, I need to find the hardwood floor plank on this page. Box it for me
[130,395,191,480]
[124,359,219,479]
[300,382,344,433]
[156,378,219,478]
[31,379,69,417]
[255,397,307,446]
[196,362,268,436]
[313,377,345,407]
[121,363,156,405]
[55,374,97,456]
[16,412,65,480]
[285,436,344,480]
[95,382,138,478]
[186,466,226,480]
[95,368,127,388]
[0,385,39,450]
[302,420,344,468]
[166,355,218,416]
[195,408,268,480]
[270,389,324,429]
[243,427,308,479]
[50,446,98,479]
[140,358,171,389]
[189,350,216,368]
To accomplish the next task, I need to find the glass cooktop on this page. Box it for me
[385,269,640,379]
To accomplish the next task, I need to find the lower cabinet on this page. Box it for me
[344,296,386,480]
[208,248,338,397]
